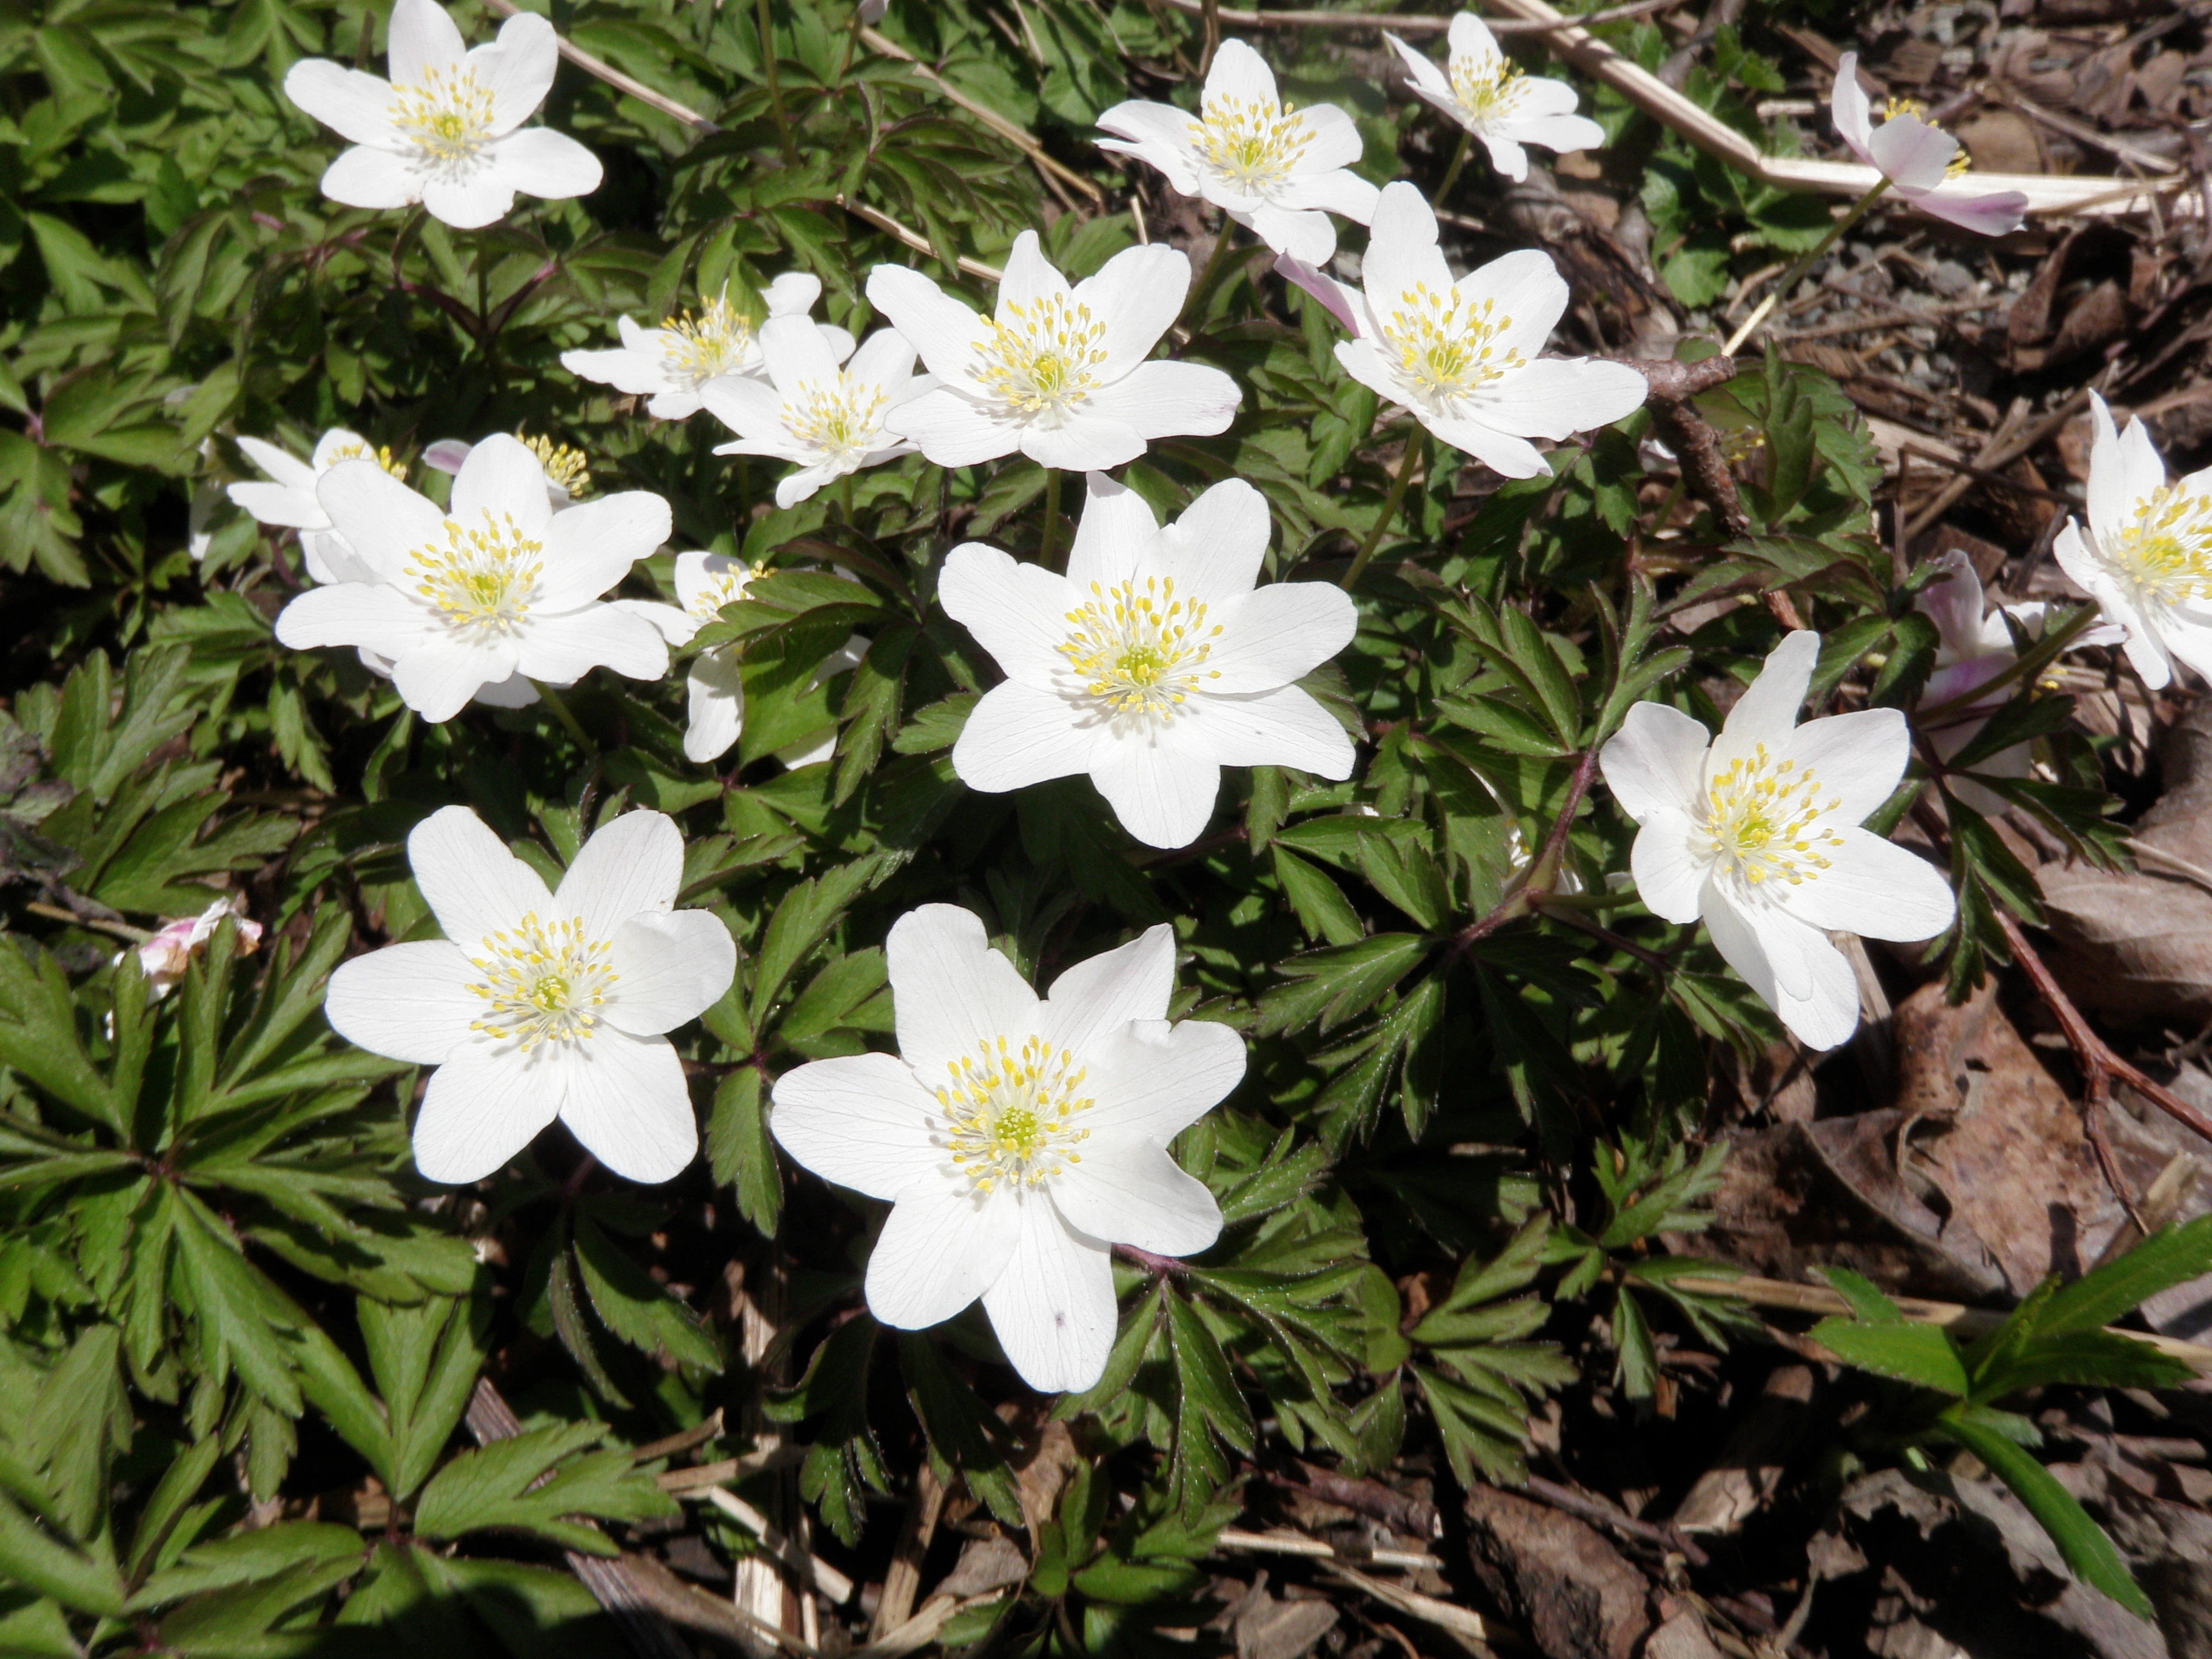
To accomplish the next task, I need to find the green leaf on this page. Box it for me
[571,1210,722,1373]
[1165,1292,1253,1517]
[707,1067,782,1237]
[1809,1318,1969,1395]
[2036,1215,2212,1337]
[414,1423,677,1555]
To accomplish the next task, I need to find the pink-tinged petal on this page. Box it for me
[1090,729,1222,848]
[321,145,422,210]
[1041,925,1176,1052]
[284,59,398,146]
[1867,114,1956,193]
[1080,1017,1245,1142]
[770,1053,942,1201]
[1156,476,1272,601]
[1629,811,1704,925]
[885,905,1044,1076]
[1601,700,1711,823]
[1279,254,1364,336]
[1474,357,1648,441]
[1829,52,1875,159]
[1908,186,2026,238]
[1019,414,1149,472]
[939,543,1079,685]
[1084,359,1241,441]
[274,582,434,659]
[1051,1138,1220,1257]
[558,808,681,937]
[389,0,466,87]
[412,1047,561,1184]
[1362,182,1456,321]
[475,10,557,134]
[409,804,554,946]
[1709,629,1818,771]
[556,1030,697,1183]
[324,940,482,1064]
[980,1195,1118,1391]
[951,682,1097,793]
[1202,38,1280,109]
[513,604,669,686]
[485,126,602,203]
[536,489,671,608]
[1774,828,1955,942]
[1076,241,1191,380]
[869,1178,1019,1329]
[1187,685,1355,777]
[1064,471,1161,593]
[1915,549,1985,659]
[865,264,987,385]
[422,438,474,475]
[884,387,1016,468]
[1204,583,1356,692]
[421,170,515,230]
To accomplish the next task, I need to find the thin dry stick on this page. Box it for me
[1903,386,2095,542]
[1214,1527,1443,1571]
[860,27,1101,202]
[482,0,717,130]
[1153,0,1679,32]
[868,1467,944,1640]
[1523,1475,1710,1567]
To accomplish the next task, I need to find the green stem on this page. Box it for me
[1435,128,1474,204]
[835,0,864,80]
[1184,224,1239,325]
[533,681,596,753]
[1038,468,1065,572]
[759,0,798,164]
[1342,433,1424,590]
[1721,178,1891,357]
[1914,601,2101,728]
[839,470,856,525]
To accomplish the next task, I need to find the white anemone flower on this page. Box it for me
[1330,183,1647,478]
[701,320,927,508]
[771,905,1243,1392]
[940,472,1356,849]
[226,429,406,583]
[620,553,864,765]
[1913,550,2123,816]
[2054,391,2212,692]
[1095,39,1380,266]
[326,806,735,1184]
[1831,53,2025,238]
[283,0,602,231]
[1385,14,1603,184]
[1599,631,1956,1051]
[866,233,1242,472]
[421,432,594,511]
[560,274,856,420]
[273,433,671,722]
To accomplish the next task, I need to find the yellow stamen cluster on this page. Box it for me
[1058,575,1224,723]
[391,64,496,175]
[466,913,618,1050]
[408,511,541,638]
[521,433,591,498]
[784,374,888,460]
[685,560,770,622]
[2112,484,2212,606]
[1188,94,1312,193]
[1379,284,1524,406]
[660,293,755,386]
[976,293,1108,418]
[1449,52,1527,121]
[326,441,407,482]
[1700,743,1846,890]
[936,1035,1093,1192]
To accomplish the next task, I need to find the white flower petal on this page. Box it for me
[1449,11,1504,64]
[758,312,845,392]
[1867,115,1956,194]
[321,145,422,210]
[1711,629,1818,768]
[1053,1136,1221,1257]
[536,489,671,608]
[1780,707,1910,825]
[1205,583,1356,692]
[1041,924,1176,1053]
[1155,476,1269,600]
[324,940,482,1065]
[284,60,398,147]
[476,10,557,134]
[485,126,601,202]
[1507,111,1605,156]
[1362,183,1456,322]
[1830,53,1875,158]
[684,652,745,763]
[394,638,514,722]
[1419,409,1552,477]
[452,432,554,540]
[1774,828,1954,942]
[1187,685,1355,777]
[865,263,987,386]
[1600,700,1709,822]
[884,387,1017,468]
[389,0,466,84]
[1243,202,1336,265]
[1478,131,1532,183]
[886,905,1043,1075]
[981,1195,1118,1392]
[1020,413,1149,472]
[1462,248,1571,363]
[939,543,1079,685]
[513,604,669,686]
[412,1047,561,1184]
[227,480,325,531]
[604,910,733,1036]
[1474,357,1647,441]
[1094,101,1206,192]
[557,808,680,939]
[273,581,426,657]
[557,1030,697,1182]
[1064,470,1161,593]
[563,341,669,398]
[1088,729,1221,848]
[870,1176,1020,1329]
[771,1053,943,1201]
[1077,241,1192,380]
[410,805,555,947]
[1629,811,1705,925]
[1273,167,1382,223]
[316,460,444,583]
[951,682,1096,794]
[1081,359,1241,441]
[421,168,516,230]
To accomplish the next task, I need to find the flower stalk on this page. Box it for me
[1721,177,1889,357]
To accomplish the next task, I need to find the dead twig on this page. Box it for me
[1151,0,1679,33]
[1521,1475,1711,1569]
[1215,1527,1444,1571]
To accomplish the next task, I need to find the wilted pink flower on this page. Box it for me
[135,899,264,1000]
[1831,54,2025,236]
